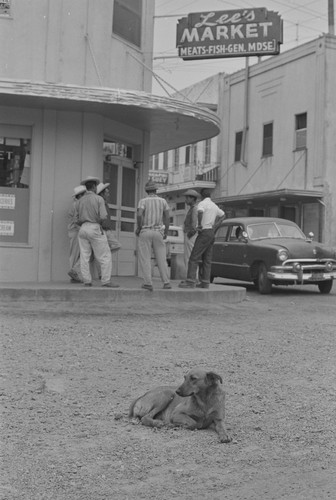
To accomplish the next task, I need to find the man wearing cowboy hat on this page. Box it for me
[76,176,119,287]
[179,188,225,289]
[96,182,121,253]
[136,179,171,291]
[67,185,87,283]
[182,189,200,275]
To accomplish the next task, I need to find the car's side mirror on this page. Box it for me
[308,232,314,241]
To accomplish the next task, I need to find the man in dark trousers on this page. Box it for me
[179,188,225,289]
[182,189,200,274]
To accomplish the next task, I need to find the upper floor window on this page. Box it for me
[204,139,211,164]
[234,131,243,162]
[262,122,273,157]
[173,149,179,171]
[163,151,168,171]
[192,143,197,165]
[112,0,142,48]
[295,112,307,150]
[185,146,191,166]
[152,154,159,171]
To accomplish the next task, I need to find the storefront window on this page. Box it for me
[103,140,133,161]
[0,130,31,243]
[0,137,31,188]
[0,0,11,16]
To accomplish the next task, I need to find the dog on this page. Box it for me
[128,368,231,443]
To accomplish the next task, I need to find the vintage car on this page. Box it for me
[210,217,336,294]
[165,225,184,266]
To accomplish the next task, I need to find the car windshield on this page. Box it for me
[247,222,305,240]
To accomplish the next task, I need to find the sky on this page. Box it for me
[152,0,332,96]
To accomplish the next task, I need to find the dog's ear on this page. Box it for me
[206,372,223,386]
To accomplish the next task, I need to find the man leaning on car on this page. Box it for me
[179,188,225,289]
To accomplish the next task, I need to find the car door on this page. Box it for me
[212,224,250,280]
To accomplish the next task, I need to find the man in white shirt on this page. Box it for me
[179,189,225,289]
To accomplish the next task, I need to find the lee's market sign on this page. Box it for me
[176,8,283,60]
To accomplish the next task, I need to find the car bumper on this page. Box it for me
[267,268,336,283]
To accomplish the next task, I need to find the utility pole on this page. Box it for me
[328,0,335,35]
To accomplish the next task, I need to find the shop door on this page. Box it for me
[103,159,137,276]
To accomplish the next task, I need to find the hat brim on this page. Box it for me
[80,177,100,186]
[184,190,200,198]
[97,183,110,195]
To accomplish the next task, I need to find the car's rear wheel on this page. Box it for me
[257,262,273,294]
[318,280,333,294]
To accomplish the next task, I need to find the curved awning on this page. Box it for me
[0,80,220,155]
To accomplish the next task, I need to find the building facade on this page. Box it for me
[0,0,219,282]
[152,35,336,248]
[150,75,222,226]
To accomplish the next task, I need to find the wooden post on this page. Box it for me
[328,0,335,35]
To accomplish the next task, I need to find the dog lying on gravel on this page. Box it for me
[129,368,231,443]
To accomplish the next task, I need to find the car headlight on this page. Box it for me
[325,261,333,272]
[278,249,289,262]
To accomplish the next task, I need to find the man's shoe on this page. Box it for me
[163,283,172,289]
[84,283,92,287]
[141,284,153,291]
[196,282,210,289]
[70,278,82,283]
[102,282,120,288]
[68,270,79,281]
[178,281,196,289]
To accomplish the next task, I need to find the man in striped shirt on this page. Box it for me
[136,180,171,291]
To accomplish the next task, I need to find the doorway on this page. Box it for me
[103,158,137,275]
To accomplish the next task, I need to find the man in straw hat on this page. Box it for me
[182,189,200,276]
[136,180,171,291]
[96,182,121,255]
[67,185,87,283]
[76,176,119,288]
[179,188,225,289]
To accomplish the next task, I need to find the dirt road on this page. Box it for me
[1,284,335,499]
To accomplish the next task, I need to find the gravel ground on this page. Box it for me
[1,284,336,500]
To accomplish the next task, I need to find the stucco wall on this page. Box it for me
[0,0,154,91]
[221,40,323,196]
[323,37,336,247]
[0,105,147,282]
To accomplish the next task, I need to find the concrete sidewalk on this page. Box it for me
[0,277,246,304]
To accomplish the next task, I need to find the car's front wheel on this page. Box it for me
[257,262,273,294]
[317,280,333,294]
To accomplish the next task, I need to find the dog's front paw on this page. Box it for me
[219,434,232,443]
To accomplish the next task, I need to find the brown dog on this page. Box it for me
[128,368,231,443]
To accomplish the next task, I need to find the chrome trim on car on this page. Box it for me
[269,258,336,283]
[267,270,336,283]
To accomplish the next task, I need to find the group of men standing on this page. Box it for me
[136,180,225,291]
[67,176,225,291]
[67,176,120,288]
